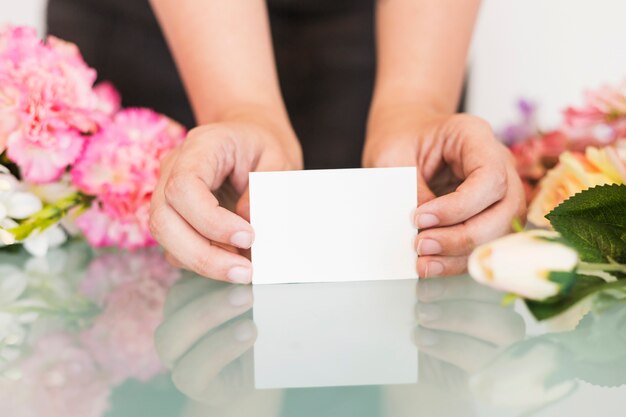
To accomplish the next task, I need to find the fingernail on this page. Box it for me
[228,286,253,306]
[415,328,439,347]
[233,321,256,342]
[416,213,439,229]
[228,266,252,284]
[419,280,444,300]
[230,231,254,249]
[417,304,441,323]
[417,239,442,256]
[426,261,444,278]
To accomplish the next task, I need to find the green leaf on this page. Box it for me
[526,275,626,321]
[546,184,626,263]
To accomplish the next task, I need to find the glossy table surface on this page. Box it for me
[1,242,625,417]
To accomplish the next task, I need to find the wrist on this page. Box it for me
[214,103,303,169]
[369,76,461,120]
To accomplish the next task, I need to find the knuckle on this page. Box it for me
[452,114,490,130]
[148,205,168,240]
[164,172,189,204]
[459,223,477,254]
[189,253,216,278]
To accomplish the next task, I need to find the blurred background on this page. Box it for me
[3,0,625,132]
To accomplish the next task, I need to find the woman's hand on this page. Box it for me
[363,106,526,277]
[150,110,302,283]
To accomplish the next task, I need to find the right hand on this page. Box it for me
[149,114,302,283]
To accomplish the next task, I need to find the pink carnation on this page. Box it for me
[0,26,113,183]
[76,194,155,249]
[72,108,185,249]
[79,248,181,304]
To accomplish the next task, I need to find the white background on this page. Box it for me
[2,0,625,132]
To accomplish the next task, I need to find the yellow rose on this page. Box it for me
[528,144,625,227]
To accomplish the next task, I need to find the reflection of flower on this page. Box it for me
[80,277,169,384]
[470,341,576,412]
[469,230,579,301]
[79,249,181,384]
[470,302,626,415]
[0,333,110,417]
[527,144,626,227]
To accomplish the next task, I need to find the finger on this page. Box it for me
[172,319,257,401]
[414,327,497,373]
[149,203,252,283]
[164,251,185,269]
[415,201,514,257]
[164,169,255,250]
[416,300,525,346]
[417,255,468,278]
[415,128,508,229]
[156,285,253,367]
[416,275,504,303]
[163,276,226,316]
[201,350,255,406]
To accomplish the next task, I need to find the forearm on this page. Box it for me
[149,0,292,133]
[372,0,481,115]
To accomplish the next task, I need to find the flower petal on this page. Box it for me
[5,192,43,219]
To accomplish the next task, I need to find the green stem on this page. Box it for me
[8,192,94,240]
[578,261,626,274]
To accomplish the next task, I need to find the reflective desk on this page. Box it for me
[1,243,625,417]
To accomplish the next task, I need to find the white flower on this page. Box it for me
[468,230,579,301]
[0,167,43,248]
[22,224,67,257]
[0,165,66,256]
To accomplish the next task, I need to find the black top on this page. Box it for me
[47,0,376,169]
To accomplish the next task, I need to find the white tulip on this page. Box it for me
[468,230,579,301]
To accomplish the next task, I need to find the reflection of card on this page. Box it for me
[253,280,418,389]
[249,167,418,285]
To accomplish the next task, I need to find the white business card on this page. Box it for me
[249,167,418,284]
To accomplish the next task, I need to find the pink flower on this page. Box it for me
[0,333,110,417]
[562,80,626,146]
[72,108,185,249]
[93,82,121,117]
[75,194,155,250]
[78,250,180,384]
[0,26,105,183]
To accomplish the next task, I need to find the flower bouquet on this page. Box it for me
[470,82,626,321]
[0,26,185,256]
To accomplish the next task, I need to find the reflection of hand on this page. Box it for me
[155,277,256,404]
[415,275,525,376]
[364,109,526,277]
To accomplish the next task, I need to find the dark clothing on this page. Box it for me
[47,0,377,169]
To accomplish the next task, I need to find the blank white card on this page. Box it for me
[249,167,418,284]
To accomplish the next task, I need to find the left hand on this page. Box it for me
[363,106,526,277]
